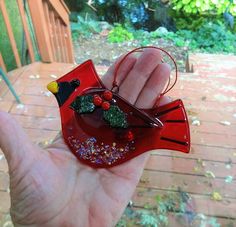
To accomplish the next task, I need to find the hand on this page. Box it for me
[0,49,171,227]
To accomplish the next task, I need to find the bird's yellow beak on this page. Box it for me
[47,81,59,94]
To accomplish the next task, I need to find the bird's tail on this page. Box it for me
[152,99,190,153]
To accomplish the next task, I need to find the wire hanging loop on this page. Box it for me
[112,46,178,97]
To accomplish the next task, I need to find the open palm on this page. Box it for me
[0,49,171,227]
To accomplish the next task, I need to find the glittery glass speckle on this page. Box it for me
[68,136,135,165]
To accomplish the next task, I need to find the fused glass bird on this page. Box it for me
[47,47,190,168]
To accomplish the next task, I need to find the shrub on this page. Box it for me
[171,0,236,16]
[187,21,236,53]
[71,15,102,39]
[170,0,236,30]
[107,21,236,54]
[108,24,134,43]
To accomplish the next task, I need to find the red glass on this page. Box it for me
[51,60,190,168]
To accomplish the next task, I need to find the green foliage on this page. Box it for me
[170,0,236,32]
[0,0,39,71]
[108,24,134,43]
[71,15,102,39]
[171,0,236,16]
[173,15,207,30]
[153,21,236,53]
[108,21,235,54]
[132,29,151,46]
[136,210,159,227]
[117,190,222,227]
[177,21,236,53]
[116,218,127,227]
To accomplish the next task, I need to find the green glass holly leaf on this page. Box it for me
[70,95,95,114]
[103,105,128,128]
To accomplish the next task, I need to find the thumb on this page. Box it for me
[0,111,35,173]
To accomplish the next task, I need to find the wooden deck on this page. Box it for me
[0,54,236,226]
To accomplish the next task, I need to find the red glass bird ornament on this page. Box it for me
[47,47,190,168]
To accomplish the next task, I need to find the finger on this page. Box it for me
[119,48,162,104]
[159,96,173,106]
[135,63,171,108]
[102,54,137,89]
[0,111,35,173]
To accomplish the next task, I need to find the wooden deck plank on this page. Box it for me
[133,187,236,219]
[191,121,236,136]
[13,94,58,107]
[124,207,235,227]
[0,100,13,112]
[0,65,28,98]
[169,85,236,102]
[145,155,236,178]
[9,77,55,87]
[139,170,236,199]
[191,132,236,148]
[12,114,60,131]
[169,88,236,103]
[185,100,236,113]
[22,85,58,96]
[10,103,59,118]
[152,146,236,163]
[36,61,75,72]
[188,110,236,124]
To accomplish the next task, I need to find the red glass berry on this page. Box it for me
[126,131,134,142]
[93,95,102,106]
[103,90,113,101]
[102,101,110,110]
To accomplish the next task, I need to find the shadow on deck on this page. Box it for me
[0,54,236,226]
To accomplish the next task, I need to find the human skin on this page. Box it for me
[0,49,171,227]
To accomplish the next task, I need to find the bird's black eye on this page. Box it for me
[70,79,80,88]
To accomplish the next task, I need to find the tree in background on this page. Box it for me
[65,0,235,31]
